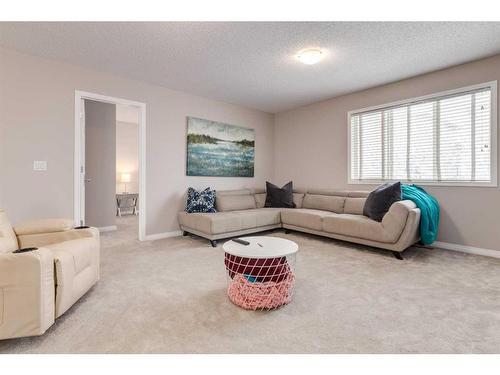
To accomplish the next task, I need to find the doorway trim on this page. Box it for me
[74,90,147,241]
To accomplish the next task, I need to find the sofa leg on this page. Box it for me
[391,251,404,260]
[183,231,188,236]
[210,240,217,247]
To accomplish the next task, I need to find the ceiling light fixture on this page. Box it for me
[296,49,324,65]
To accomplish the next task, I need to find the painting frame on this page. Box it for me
[186,117,255,177]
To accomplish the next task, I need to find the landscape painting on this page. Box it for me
[186,117,255,177]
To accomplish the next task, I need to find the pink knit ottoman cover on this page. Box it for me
[227,270,295,310]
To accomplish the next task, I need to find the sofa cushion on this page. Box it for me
[348,191,370,198]
[363,182,401,221]
[217,189,253,196]
[265,181,295,208]
[323,200,412,243]
[281,208,335,231]
[178,208,281,235]
[216,194,256,212]
[306,189,349,197]
[343,197,366,215]
[293,193,305,208]
[302,194,345,213]
[234,208,282,228]
[254,193,266,208]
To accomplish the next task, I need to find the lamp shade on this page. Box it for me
[120,173,131,183]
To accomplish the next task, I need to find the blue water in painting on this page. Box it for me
[187,141,254,177]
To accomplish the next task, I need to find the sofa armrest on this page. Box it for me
[0,248,55,340]
[14,218,74,236]
[381,200,417,228]
[16,226,99,249]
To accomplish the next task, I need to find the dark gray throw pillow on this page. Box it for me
[363,182,401,222]
[264,181,296,208]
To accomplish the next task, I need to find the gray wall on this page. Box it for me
[274,54,500,251]
[0,47,275,235]
[84,100,116,228]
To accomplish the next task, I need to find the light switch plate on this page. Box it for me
[33,160,47,171]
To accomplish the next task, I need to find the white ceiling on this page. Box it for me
[1,22,500,113]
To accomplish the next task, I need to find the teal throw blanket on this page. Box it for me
[401,184,440,245]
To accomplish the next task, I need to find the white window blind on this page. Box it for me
[349,83,496,186]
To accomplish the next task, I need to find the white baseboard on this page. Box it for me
[98,226,117,232]
[143,230,182,241]
[433,241,500,259]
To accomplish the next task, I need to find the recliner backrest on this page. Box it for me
[0,209,18,254]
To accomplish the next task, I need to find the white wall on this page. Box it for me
[116,121,139,194]
[274,54,500,251]
[0,47,275,236]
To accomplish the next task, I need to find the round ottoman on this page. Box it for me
[223,236,298,310]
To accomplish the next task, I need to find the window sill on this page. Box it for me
[347,179,498,188]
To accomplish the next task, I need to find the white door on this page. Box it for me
[78,98,86,226]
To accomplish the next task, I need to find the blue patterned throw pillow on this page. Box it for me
[186,187,217,213]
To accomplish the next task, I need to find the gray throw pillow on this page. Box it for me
[264,181,296,208]
[363,182,401,222]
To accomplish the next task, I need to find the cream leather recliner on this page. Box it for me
[0,209,100,340]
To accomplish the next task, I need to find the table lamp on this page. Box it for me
[120,173,131,194]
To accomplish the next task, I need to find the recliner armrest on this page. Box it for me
[14,218,74,236]
[0,248,55,340]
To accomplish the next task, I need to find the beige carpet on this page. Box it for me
[1,215,500,353]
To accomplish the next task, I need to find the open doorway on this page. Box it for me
[74,91,146,241]
[115,104,140,235]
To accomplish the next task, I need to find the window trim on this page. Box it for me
[347,81,498,187]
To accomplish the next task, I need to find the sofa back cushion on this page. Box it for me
[0,209,18,253]
[216,192,256,212]
[302,194,346,213]
[343,198,367,215]
[293,193,305,208]
[254,193,266,208]
[255,190,304,209]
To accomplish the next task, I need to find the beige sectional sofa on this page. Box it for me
[178,188,421,259]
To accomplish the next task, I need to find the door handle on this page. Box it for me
[85,178,92,182]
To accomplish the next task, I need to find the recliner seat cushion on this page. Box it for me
[281,208,335,231]
[49,238,95,274]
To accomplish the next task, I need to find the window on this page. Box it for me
[349,82,497,186]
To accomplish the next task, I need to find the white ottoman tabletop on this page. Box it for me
[223,236,298,258]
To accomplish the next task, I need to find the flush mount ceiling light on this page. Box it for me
[296,49,324,65]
